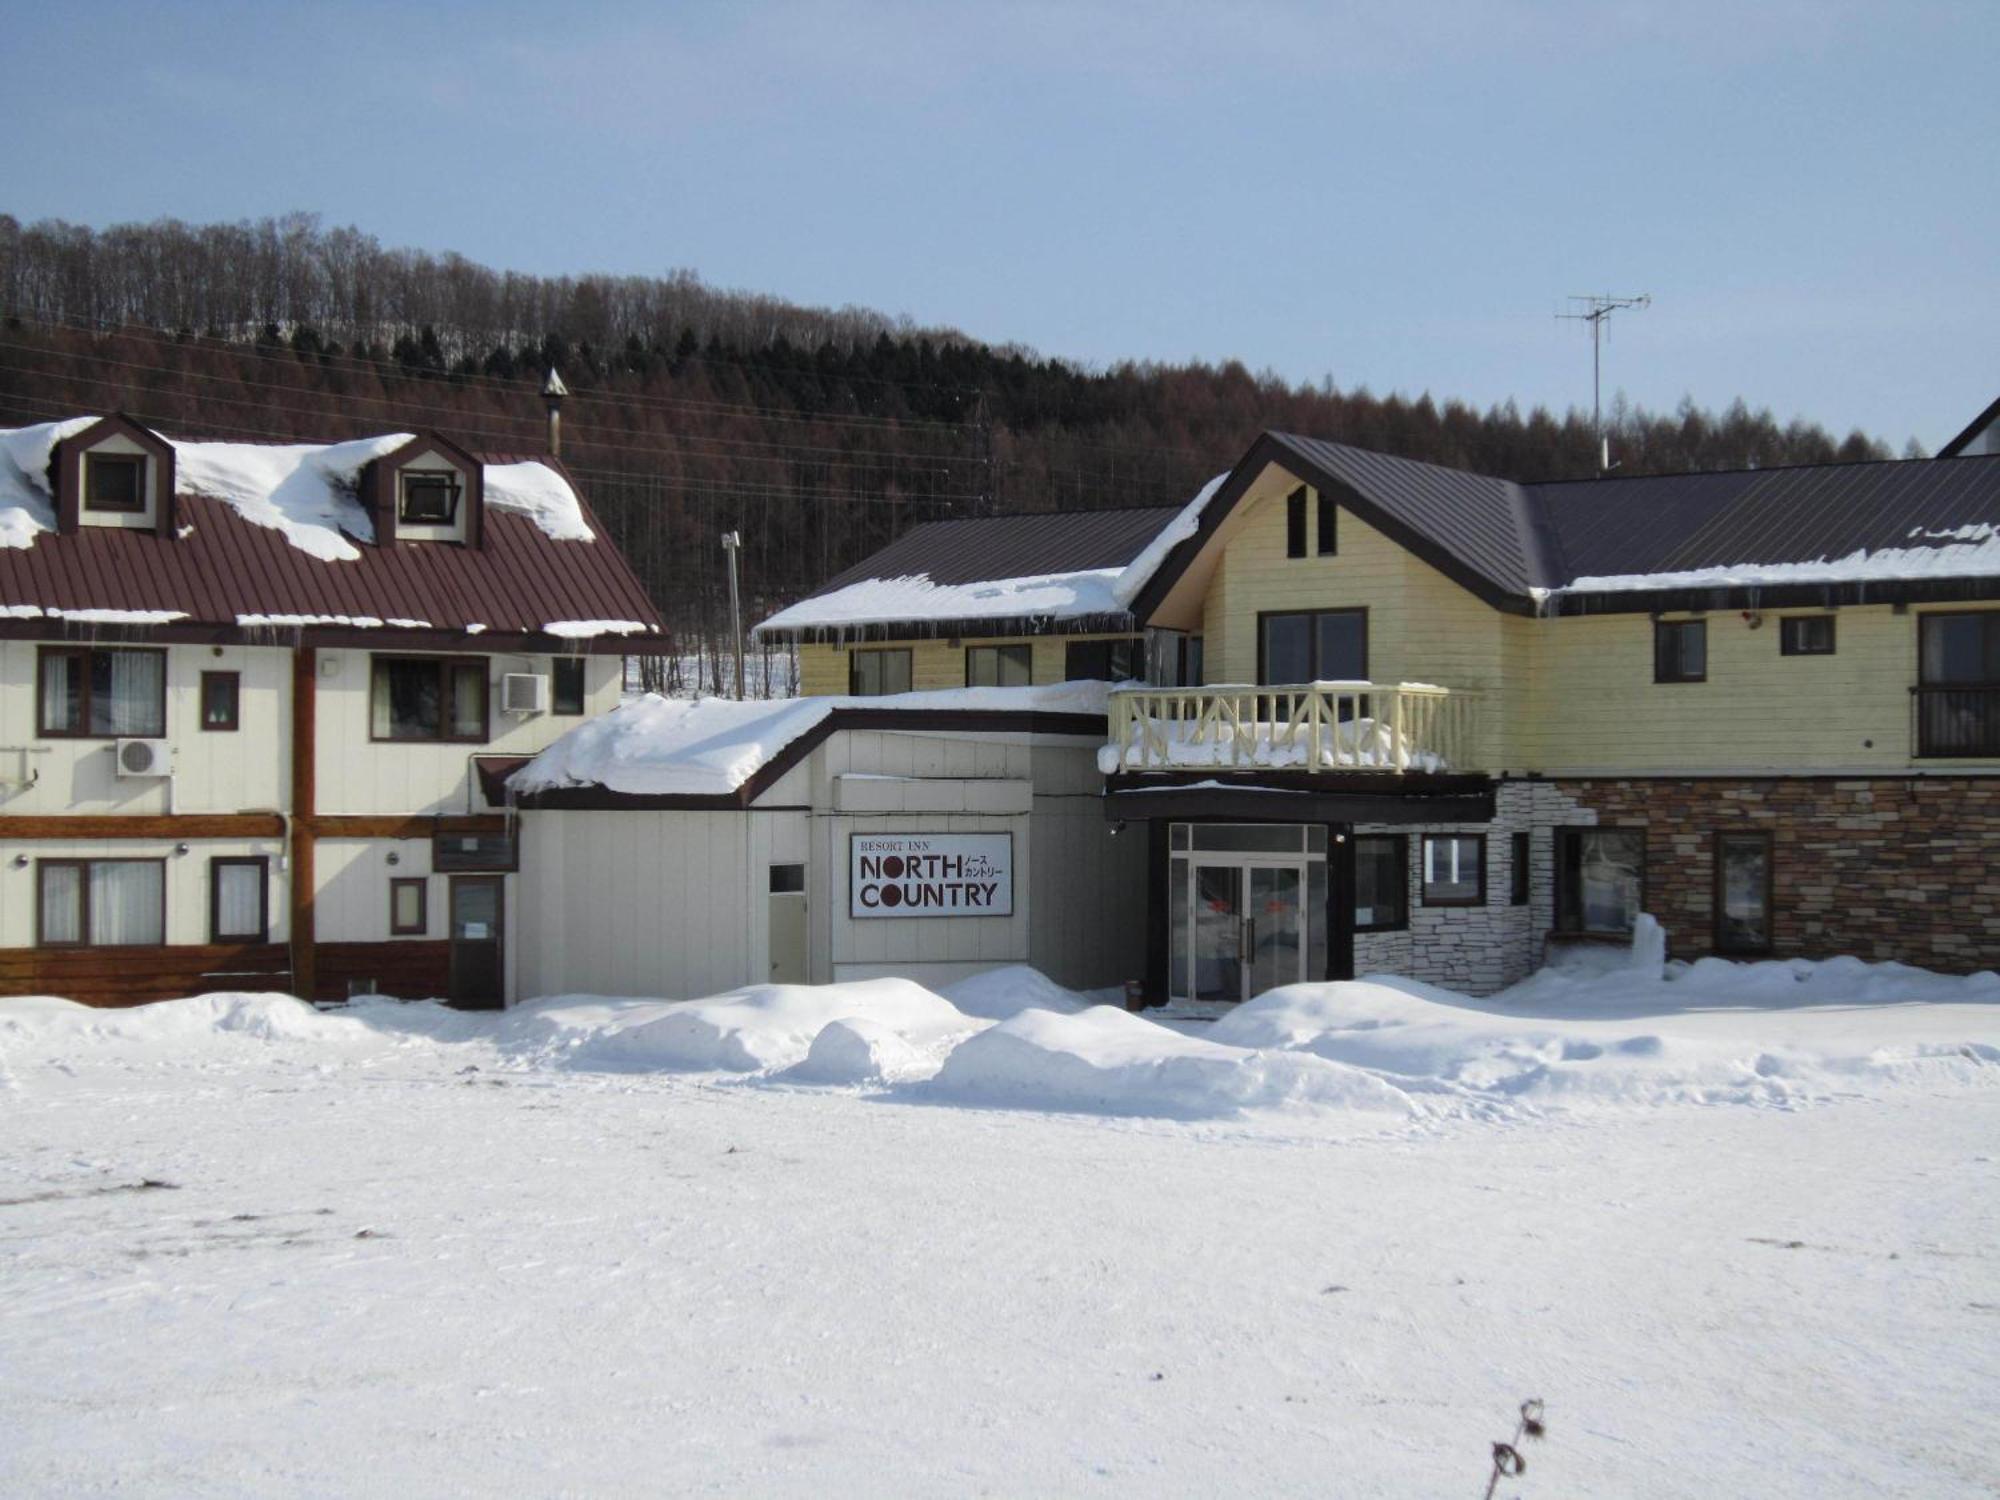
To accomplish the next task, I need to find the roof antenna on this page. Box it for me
[1557,294,1650,474]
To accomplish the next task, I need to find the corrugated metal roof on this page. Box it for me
[801,505,1182,597]
[0,484,664,646]
[1527,455,2000,585]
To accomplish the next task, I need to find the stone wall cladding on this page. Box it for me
[1353,780,1594,995]
[1552,775,2000,973]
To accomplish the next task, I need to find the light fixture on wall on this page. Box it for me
[10,854,26,869]
[174,842,190,856]
[386,851,401,866]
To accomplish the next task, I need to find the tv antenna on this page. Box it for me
[1558,293,1650,473]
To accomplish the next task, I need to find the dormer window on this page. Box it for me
[399,471,462,526]
[84,453,146,514]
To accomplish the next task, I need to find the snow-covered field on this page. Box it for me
[3,953,1997,1496]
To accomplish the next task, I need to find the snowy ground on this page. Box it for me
[3,954,1997,1497]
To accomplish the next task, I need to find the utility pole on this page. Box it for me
[720,530,745,699]
[1557,294,1650,473]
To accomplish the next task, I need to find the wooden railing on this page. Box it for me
[1106,682,1480,774]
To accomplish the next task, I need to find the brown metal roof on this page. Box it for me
[800,505,1182,596]
[0,475,666,653]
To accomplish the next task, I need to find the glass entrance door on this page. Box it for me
[1191,864,1242,1002]
[449,875,504,1010]
[1183,860,1304,1003]
[1245,866,1302,999]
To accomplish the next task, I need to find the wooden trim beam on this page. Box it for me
[305,814,507,839]
[0,814,285,839]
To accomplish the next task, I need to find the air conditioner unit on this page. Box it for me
[500,673,549,715]
[115,738,171,777]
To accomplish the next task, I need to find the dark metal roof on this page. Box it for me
[801,504,1182,597]
[0,477,666,653]
[1527,455,2000,585]
[1266,433,1537,596]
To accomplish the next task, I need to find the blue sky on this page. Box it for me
[7,0,1995,449]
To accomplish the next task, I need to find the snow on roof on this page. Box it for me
[755,474,1227,636]
[756,568,1126,634]
[0,418,595,559]
[1545,524,2000,597]
[513,681,1111,799]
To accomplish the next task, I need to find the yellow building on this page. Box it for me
[755,431,2000,1000]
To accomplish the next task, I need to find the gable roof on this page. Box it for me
[1132,432,2000,618]
[753,504,1184,639]
[0,417,665,652]
[1939,395,2000,458]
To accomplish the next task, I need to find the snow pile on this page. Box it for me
[0,418,95,548]
[941,964,1093,1020]
[787,1015,935,1084]
[542,619,655,639]
[1551,523,2000,596]
[484,460,594,541]
[928,1004,1418,1120]
[0,992,385,1074]
[571,978,977,1074]
[515,682,1110,798]
[1110,470,1228,607]
[1098,699,1448,775]
[173,434,408,561]
[1210,957,2000,1110]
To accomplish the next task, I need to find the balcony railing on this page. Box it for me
[1104,682,1480,775]
[1914,685,2000,758]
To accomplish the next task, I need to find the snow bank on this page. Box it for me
[927,1004,1418,1120]
[1210,956,2000,1110]
[940,964,1092,1020]
[786,1015,934,1084]
[1097,703,1447,775]
[514,682,1110,798]
[571,978,975,1073]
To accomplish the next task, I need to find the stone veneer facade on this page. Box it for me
[1551,775,2000,974]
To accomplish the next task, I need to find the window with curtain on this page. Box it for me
[1422,834,1485,906]
[38,648,166,737]
[38,860,165,946]
[370,657,488,741]
[210,859,268,943]
[1556,828,1646,934]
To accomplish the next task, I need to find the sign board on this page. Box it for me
[849,834,1013,918]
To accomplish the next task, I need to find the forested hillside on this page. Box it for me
[0,213,1896,687]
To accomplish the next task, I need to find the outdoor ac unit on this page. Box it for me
[500,673,549,715]
[114,738,171,777]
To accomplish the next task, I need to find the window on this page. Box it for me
[1654,619,1707,683]
[1510,831,1530,906]
[1285,486,1308,558]
[1917,612,2000,757]
[38,859,165,947]
[1780,616,1835,656]
[769,864,806,894]
[1261,609,1367,684]
[1422,834,1485,906]
[84,452,145,513]
[1714,832,1772,955]
[1317,493,1337,555]
[398,470,462,526]
[1353,835,1407,931]
[200,671,240,731]
[432,831,517,873]
[209,858,268,944]
[552,658,587,715]
[37,647,166,738]
[1556,828,1646,934]
[370,657,487,742]
[966,643,1033,688]
[848,648,912,697]
[389,878,429,936]
[1065,638,1139,682]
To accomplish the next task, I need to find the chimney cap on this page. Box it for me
[541,367,569,399]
